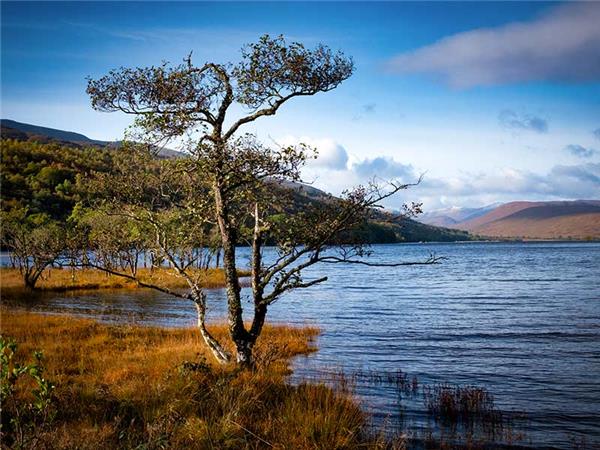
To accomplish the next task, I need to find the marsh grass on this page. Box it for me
[422,383,528,447]
[0,309,396,449]
[424,384,501,428]
[0,267,250,292]
[299,368,527,449]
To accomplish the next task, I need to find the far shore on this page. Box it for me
[0,267,250,292]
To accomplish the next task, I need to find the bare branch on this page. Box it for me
[319,254,447,267]
[223,91,309,141]
[81,262,189,300]
[263,275,328,305]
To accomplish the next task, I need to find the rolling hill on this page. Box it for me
[418,204,499,227]
[421,201,600,240]
[1,121,473,243]
[1,119,107,147]
[1,119,181,157]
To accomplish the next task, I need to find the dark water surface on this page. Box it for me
[3,242,600,448]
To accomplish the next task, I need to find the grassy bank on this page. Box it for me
[0,267,250,292]
[0,310,388,449]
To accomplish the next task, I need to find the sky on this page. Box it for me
[2,1,599,211]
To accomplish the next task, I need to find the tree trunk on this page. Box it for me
[23,266,44,290]
[249,303,267,343]
[213,182,253,366]
[249,203,268,344]
[24,275,37,290]
[193,295,230,364]
[235,341,253,366]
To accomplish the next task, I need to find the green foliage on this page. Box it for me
[346,221,400,244]
[394,218,472,242]
[1,208,68,288]
[234,34,354,109]
[0,139,120,287]
[0,139,114,221]
[0,336,56,449]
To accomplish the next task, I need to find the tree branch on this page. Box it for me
[223,91,309,140]
[263,275,328,305]
[319,254,447,266]
[80,262,190,300]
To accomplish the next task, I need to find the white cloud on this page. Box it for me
[278,136,600,209]
[410,163,600,209]
[386,3,600,87]
[311,139,349,170]
[279,136,349,171]
[314,156,600,210]
[351,156,416,181]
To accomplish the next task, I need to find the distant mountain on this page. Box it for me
[1,119,107,146]
[280,181,473,243]
[426,200,600,240]
[418,204,499,227]
[1,119,181,158]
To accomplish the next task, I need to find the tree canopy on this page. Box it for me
[85,34,443,366]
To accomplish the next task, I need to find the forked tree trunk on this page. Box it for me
[23,265,45,290]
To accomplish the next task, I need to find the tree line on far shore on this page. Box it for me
[0,137,460,291]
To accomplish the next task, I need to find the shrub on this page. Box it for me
[0,336,56,449]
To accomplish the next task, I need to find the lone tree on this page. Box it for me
[86,35,439,366]
[1,209,66,289]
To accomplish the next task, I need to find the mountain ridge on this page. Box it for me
[419,201,600,240]
[1,119,107,146]
[1,119,181,158]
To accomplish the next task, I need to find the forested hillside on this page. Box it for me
[1,138,471,243]
[1,139,114,220]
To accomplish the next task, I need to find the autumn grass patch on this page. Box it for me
[0,267,250,292]
[0,309,399,449]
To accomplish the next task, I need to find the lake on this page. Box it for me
[3,242,599,448]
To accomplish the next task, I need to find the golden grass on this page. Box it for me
[0,309,387,449]
[0,267,250,292]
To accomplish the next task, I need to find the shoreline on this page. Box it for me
[392,239,600,244]
[0,309,378,449]
[0,267,250,293]
[0,308,529,449]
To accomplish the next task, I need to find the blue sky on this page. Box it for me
[2,1,599,210]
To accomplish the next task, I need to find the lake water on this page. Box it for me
[3,242,600,448]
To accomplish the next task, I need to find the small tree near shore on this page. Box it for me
[1,209,65,289]
[86,35,440,366]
